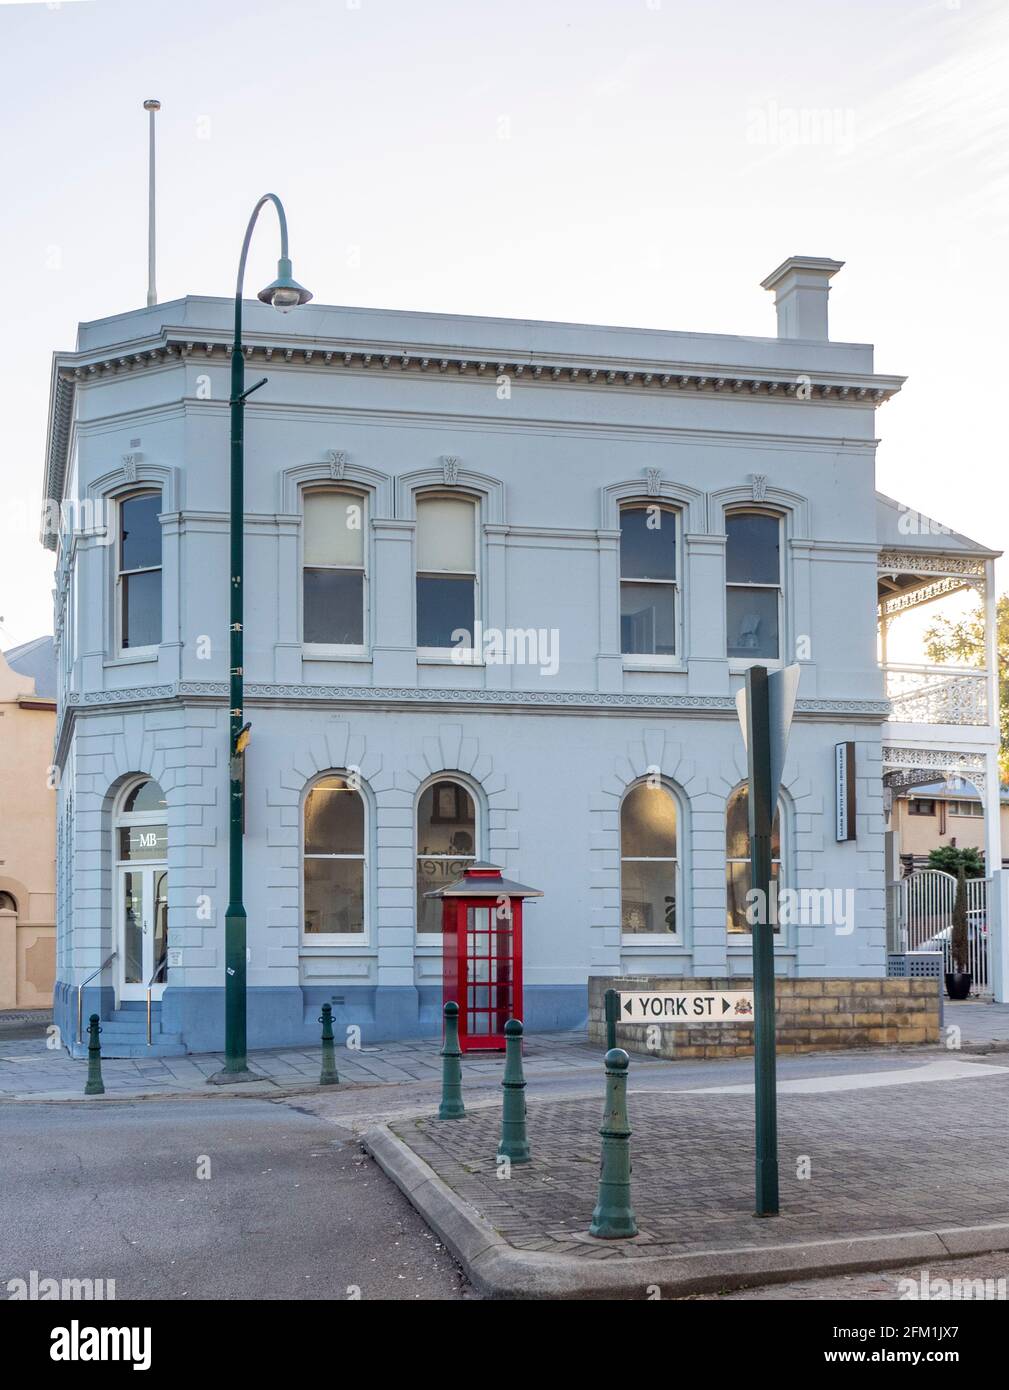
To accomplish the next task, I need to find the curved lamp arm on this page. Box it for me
[233,192,311,344]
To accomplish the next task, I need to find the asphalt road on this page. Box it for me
[0,1098,469,1300]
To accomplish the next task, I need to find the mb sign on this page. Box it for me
[621,991,755,1022]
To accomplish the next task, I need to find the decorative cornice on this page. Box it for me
[58,333,903,406]
[42,328,905,528]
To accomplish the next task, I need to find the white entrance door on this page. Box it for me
[118,864,169,1002]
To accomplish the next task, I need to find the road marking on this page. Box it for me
[676,1058,1009,1095]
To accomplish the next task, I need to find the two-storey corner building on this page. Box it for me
[40,255,1001,1057]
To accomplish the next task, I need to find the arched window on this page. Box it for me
[0,892,17,913]
[620,782,678,935]
[302,488,366,647]
[117,491,162,651]
[416,779,477,933]
[725,510,781,660]
[416,495,477,650]
[726,784,782,934]
[303,775,366,935]
[619,503,678,657]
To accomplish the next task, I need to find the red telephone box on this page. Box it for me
[426,861,542,1052]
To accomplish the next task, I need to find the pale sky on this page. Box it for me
[1,0,1005,646]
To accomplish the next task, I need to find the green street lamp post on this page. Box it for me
[212,195,311,1081]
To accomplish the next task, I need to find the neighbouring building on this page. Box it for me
[891,780,1009,870]
[0,638,57,1009]
[41,255,1006,1056]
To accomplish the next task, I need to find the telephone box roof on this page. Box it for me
[424,861,543,899]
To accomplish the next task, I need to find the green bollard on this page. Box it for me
[438,1001,465,1119]
[589,1048,637,1239]
[319,1002,339,1085]
[604,987,619,1052]
[84,1013,105,1097]
[497,1017,530,1164]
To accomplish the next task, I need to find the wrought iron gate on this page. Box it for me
[889,869,991,995]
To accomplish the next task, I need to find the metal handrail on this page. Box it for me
[146,954,168,1046]
[77,952,117,1044]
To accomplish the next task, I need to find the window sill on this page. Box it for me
[622,657,686,673]
[417,650,485,667]
[620,937,688,949]
[104,649,159,668]
[299,942,375,954]
[727,941,796,952]
[303,647,371,663]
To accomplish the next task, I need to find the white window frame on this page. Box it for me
[301,487,369,658]
[115,490,162,657]
[725,784,786,939]
[619,780,682,943]
[415,775,481,941]
[415,493,481,662]
[725,507,783,670]
[301,773,369,945]
[618,502,681,669]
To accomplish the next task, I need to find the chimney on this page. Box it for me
[760,255,845,340]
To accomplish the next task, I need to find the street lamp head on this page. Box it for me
[258,256,312,313]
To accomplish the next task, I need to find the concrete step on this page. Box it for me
[97,1039,189,1058]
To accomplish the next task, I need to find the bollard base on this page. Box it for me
[207,1068,261,1085]
[589,1212,638,1240]
[497,1146,530,1165]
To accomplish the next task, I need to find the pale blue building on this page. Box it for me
[42,256,1003,1056]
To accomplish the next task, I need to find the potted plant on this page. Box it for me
[946,866,972,1000]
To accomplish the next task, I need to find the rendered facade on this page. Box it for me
[41,255,1005,1055]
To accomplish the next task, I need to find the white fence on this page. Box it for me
[889,869,991,994]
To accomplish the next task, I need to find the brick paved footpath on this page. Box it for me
[392,1066,1009,1261]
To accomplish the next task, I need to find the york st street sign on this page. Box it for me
[620,990,755,1022]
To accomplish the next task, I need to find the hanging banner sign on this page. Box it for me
[835,741,857,841]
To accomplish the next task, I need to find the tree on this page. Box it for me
[927,845,984,878]
[924,594,1009,782]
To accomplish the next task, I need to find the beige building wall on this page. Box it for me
[892,795,1009,862]
[0,651,56,1008]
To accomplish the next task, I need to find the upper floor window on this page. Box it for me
[416,778,477,933]
[726,783,782,934]
[416,495,476,650]
[619,504,677,657]
[117,492,162,651]
[303,489,365,647]
[908,798,936,816]
[303,774,365,935]
[726,511,781,660]
[620,782,679,935]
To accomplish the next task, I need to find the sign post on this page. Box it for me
[735,663,799,1217]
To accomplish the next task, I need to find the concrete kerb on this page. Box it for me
[362,1123,1009,1300]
